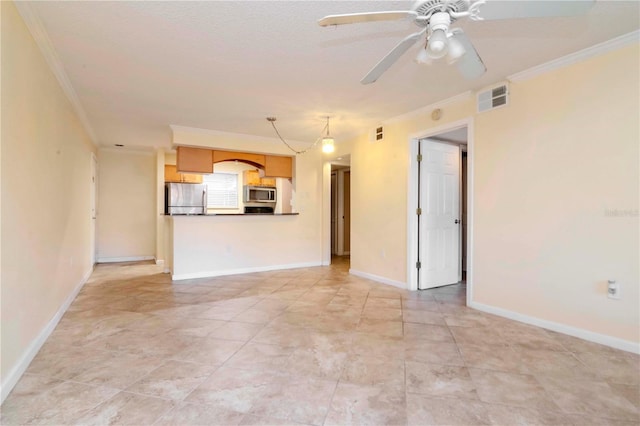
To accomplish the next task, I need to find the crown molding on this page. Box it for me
[380,31,639,127]
[383,91,473,125]
[15,2,99,146]
[509,30,640,83]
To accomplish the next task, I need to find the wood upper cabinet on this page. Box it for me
[164,165,182,182]
[243,169,261,186]
[242,170,276,187]
[264,155,293,178]
[260,177,276,187]
[181,173,203,183]
[213,150,266,167]
[164,165,203,183]
[176,146,213,174]
[175,147,292,178]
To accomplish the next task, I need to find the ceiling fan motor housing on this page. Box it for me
[412,0,470,25]
[429,12,451,32]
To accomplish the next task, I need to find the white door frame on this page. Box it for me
[406,117,475,306]
[336,168,351,256]
[331,171,338,255]
[90,152,98,266]
[323,158,351,265]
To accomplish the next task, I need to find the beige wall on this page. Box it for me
[473,45,639,343]
[344,43,639,345]
[1,0,96,392]
[347,99,474,283]
[97,149,156,261]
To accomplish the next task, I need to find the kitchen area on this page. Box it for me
[159,139,326,281]
[165,146,295,216]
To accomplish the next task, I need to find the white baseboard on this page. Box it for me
[469,301,640,355]
[96,256,155,263]
[172,261,323,281]
[0,267,93,403]
[349,269,407,290]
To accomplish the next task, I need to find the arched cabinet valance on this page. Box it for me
[176,146,293,178]
[212,150,265,168]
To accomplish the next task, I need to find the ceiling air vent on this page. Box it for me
[477,83,509,113]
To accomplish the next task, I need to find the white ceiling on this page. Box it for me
[26,1,640,150]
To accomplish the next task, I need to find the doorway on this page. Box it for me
[90,153,98,266]
[330,163,351,257]
[407,119,474,303]
[417,138,465,289]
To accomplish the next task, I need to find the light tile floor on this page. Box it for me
[2,258,639,425]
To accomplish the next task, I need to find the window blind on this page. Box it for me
[203,173,238,208]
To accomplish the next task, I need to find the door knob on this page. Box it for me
[454,219,460,224]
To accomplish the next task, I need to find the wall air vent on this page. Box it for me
[371,125,384,142]
[477,83,509,113]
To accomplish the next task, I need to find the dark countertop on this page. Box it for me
[167,213,299,216]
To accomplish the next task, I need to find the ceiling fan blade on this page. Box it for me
[450,29,486,80]
[477,0,595,20]
[318,11,417,27]
[361,28,427,85]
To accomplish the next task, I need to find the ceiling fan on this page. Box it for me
[318,0,595,84]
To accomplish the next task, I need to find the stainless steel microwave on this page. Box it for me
[244,185,276,203]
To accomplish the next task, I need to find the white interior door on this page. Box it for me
[419,140,460,289]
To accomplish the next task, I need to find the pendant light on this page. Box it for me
[322,116,335,153]
[267,116,337,155]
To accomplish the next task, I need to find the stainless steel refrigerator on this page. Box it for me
[165,183,207,215]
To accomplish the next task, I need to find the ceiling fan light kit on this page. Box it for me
[414,46,432,65]
[318,0,595,84]
[445,34,466,64]
[425,12,451,59]
[426,29,449,59]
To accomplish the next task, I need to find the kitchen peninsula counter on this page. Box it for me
[165,213,299,216]
[166,213,320,280]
